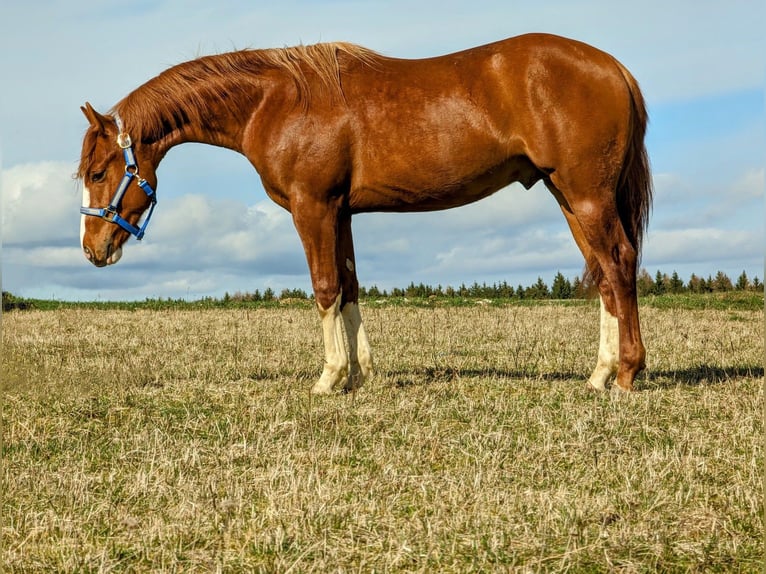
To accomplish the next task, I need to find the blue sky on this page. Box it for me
[1,1,763,300]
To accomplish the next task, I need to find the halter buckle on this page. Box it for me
[117,132,132,149]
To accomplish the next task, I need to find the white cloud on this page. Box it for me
[730,168,764,200]
[651,166,764,233]
[137,194,303,270]
[0,159,308,299]
[1,162,80,247]
[3,246,83,268]
[644,227,761,266]
[429,230,581,277]
[351,189,584,290]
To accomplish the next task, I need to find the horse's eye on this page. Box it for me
[90,171,106,183]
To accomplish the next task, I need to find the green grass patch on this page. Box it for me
[641,291,764,311]
[4,291,763,312]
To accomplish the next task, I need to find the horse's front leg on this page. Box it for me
[336,213,374,392]
[314,291,350,394]
[293,201,372,394]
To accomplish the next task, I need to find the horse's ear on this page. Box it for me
[81,102,108,133]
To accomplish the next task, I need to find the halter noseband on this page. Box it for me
[80,114,157,240]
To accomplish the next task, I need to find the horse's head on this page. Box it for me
[78,102,158,267]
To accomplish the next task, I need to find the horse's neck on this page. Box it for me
[135,77,268,161]
[177,103,253,151]
[158,103,252,155]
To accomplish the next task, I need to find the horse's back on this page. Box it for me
[342,34,633,212]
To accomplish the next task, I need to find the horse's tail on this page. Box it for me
[616,61,653,260]
[587,61,653,289]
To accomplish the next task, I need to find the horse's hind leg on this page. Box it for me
[549,181,645,391]
[551,195,619,390]
[590,289,620,390]
[574,203,644,391]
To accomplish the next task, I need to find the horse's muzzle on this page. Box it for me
[83,243,123,267]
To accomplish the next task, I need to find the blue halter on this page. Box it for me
[80,115,157,240]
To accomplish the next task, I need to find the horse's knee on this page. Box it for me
[314,283,340,311]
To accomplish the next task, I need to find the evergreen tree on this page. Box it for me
[687,273,703,293]
[280,288,308,299]
[653,270,666,295]
[735,270,749,291]
[752,276,762,291]
[525,276,550,299]
[262,287,275,301]
[669,270,684,294]
[551,271,572,299]
[711,271,733,292]
[571,275,584,298]
[499,281,514,298]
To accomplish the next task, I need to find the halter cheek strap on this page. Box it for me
[80,114,157,240]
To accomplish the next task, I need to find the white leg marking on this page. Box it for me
[587,296,620,391]
[312,293,350,395]
[341,302,374,391]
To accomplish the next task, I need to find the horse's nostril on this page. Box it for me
[83,247,94,261]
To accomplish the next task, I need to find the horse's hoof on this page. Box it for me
[611,383,636,395]
[613,380,635,393]
[585,380,607,392]
[311,382,334,395]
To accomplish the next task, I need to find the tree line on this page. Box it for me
[3,269,762,311]
[221,269,762,303]
[637,269,762,297]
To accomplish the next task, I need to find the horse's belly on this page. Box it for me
[349,154,542,213]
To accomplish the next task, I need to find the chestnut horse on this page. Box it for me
[79,33,652,393]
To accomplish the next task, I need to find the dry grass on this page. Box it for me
[2,302,763,572]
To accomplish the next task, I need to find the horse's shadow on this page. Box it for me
[641,365,763,389]
[388,365,763,390]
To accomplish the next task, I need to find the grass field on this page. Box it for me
[2,297,763,572]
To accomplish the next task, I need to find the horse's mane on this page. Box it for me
[112,42,381,144]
